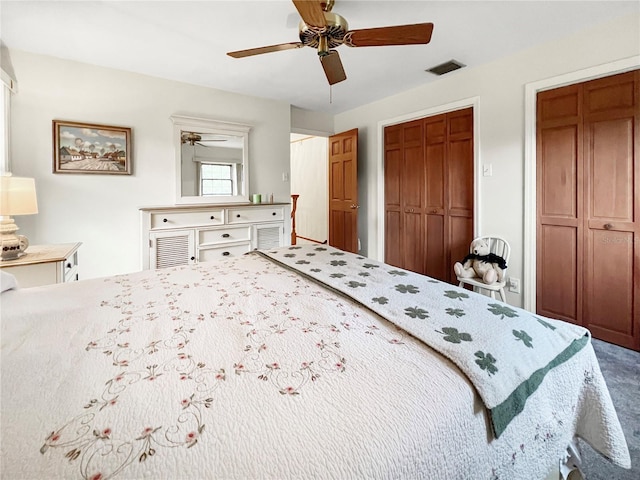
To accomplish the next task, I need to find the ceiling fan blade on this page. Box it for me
[320,50,346,85]
[227,42,303,58]
[292,0,326,28]
[344,22,434,47]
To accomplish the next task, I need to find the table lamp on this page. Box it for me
[0,175,39,261]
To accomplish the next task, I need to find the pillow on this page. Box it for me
[1,270,18,292]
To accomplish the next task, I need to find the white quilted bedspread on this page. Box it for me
[0,250,630,480]
[254,245,591,438]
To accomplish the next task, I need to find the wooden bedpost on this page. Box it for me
[291,194,299,245]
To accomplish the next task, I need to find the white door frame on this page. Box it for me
[522,56,639,312]
[376,96,481,261]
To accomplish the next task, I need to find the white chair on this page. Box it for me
[456,236,511,303]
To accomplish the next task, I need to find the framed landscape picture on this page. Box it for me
[53,120,132,175]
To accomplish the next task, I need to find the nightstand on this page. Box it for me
[0,243,82,288]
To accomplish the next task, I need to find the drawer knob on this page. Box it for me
[210,215,215,220]
[604,223,613,230]
[272,212,276,216]
[66,262,72,269]
[222,233,230,238]
[190,256,195,261]
[163,218,168,223]
[222,251,230,256]
[236,214,241,218]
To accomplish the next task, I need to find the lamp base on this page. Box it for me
[0,217,30,261]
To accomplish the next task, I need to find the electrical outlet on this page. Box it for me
[509,277,521,294]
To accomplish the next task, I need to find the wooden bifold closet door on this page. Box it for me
[384,107,474,283]
[537,70,640,351]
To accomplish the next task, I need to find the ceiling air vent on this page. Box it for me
[426,60,465,76]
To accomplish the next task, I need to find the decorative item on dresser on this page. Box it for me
[0,242,81,287]
[140,203,291,269]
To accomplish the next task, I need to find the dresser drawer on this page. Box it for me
[63,250,79,282]
[227,207,284,224]
[151,210,224,229]
[199,226,251,246]
[199,242,252,262]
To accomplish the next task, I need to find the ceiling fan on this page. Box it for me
[181,132,228,147]
[181,132,203,146]
[227,0,434,85]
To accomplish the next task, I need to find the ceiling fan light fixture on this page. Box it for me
[426,59,465,76]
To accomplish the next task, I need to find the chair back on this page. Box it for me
[470,236,511,269]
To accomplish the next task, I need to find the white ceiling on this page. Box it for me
[1,1,638,115]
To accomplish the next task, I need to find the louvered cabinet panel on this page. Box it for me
[150,230,195,269]
[254,223,284,250]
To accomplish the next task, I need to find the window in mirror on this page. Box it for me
[202,164,233,196]
[171,115,251,204]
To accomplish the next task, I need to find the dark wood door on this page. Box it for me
[328,129,358,253]
[401,120,425,273]
[537,70,639,351]
[384,108,474,283]
[384,124,403,268]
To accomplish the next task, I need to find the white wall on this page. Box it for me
[334,13,640,307]
[8,50,291,279]
[290,135,328,245]
[291,106,334,136]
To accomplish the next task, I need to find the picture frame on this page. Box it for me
[53,120,132,175]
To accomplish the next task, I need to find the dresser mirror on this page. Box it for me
[171,115,251,204]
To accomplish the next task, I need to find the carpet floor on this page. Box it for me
[579,338,639,480]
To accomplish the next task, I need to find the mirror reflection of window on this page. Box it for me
[181,131,244,197]
[201,164,233,196]
[172,116,251,204]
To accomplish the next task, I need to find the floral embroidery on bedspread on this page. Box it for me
[39,256,408,479]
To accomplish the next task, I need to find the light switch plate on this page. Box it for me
[509,277,521,294]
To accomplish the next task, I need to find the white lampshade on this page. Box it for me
[0,176,39,216]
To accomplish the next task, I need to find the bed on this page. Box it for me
[0,244,630,479]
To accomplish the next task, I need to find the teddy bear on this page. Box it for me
[454,238,507,285]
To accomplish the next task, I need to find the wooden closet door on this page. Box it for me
[537,70,639,350]
[446,108,474,283]
[384,108,474,283]
[537,84,583,324]
[384,125,403,268]
[424,115,447,280]
[583,71,639,349]
[401,120,426,273]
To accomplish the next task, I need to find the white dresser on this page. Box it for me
[140,203,291,269]
[0,243,81,287]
